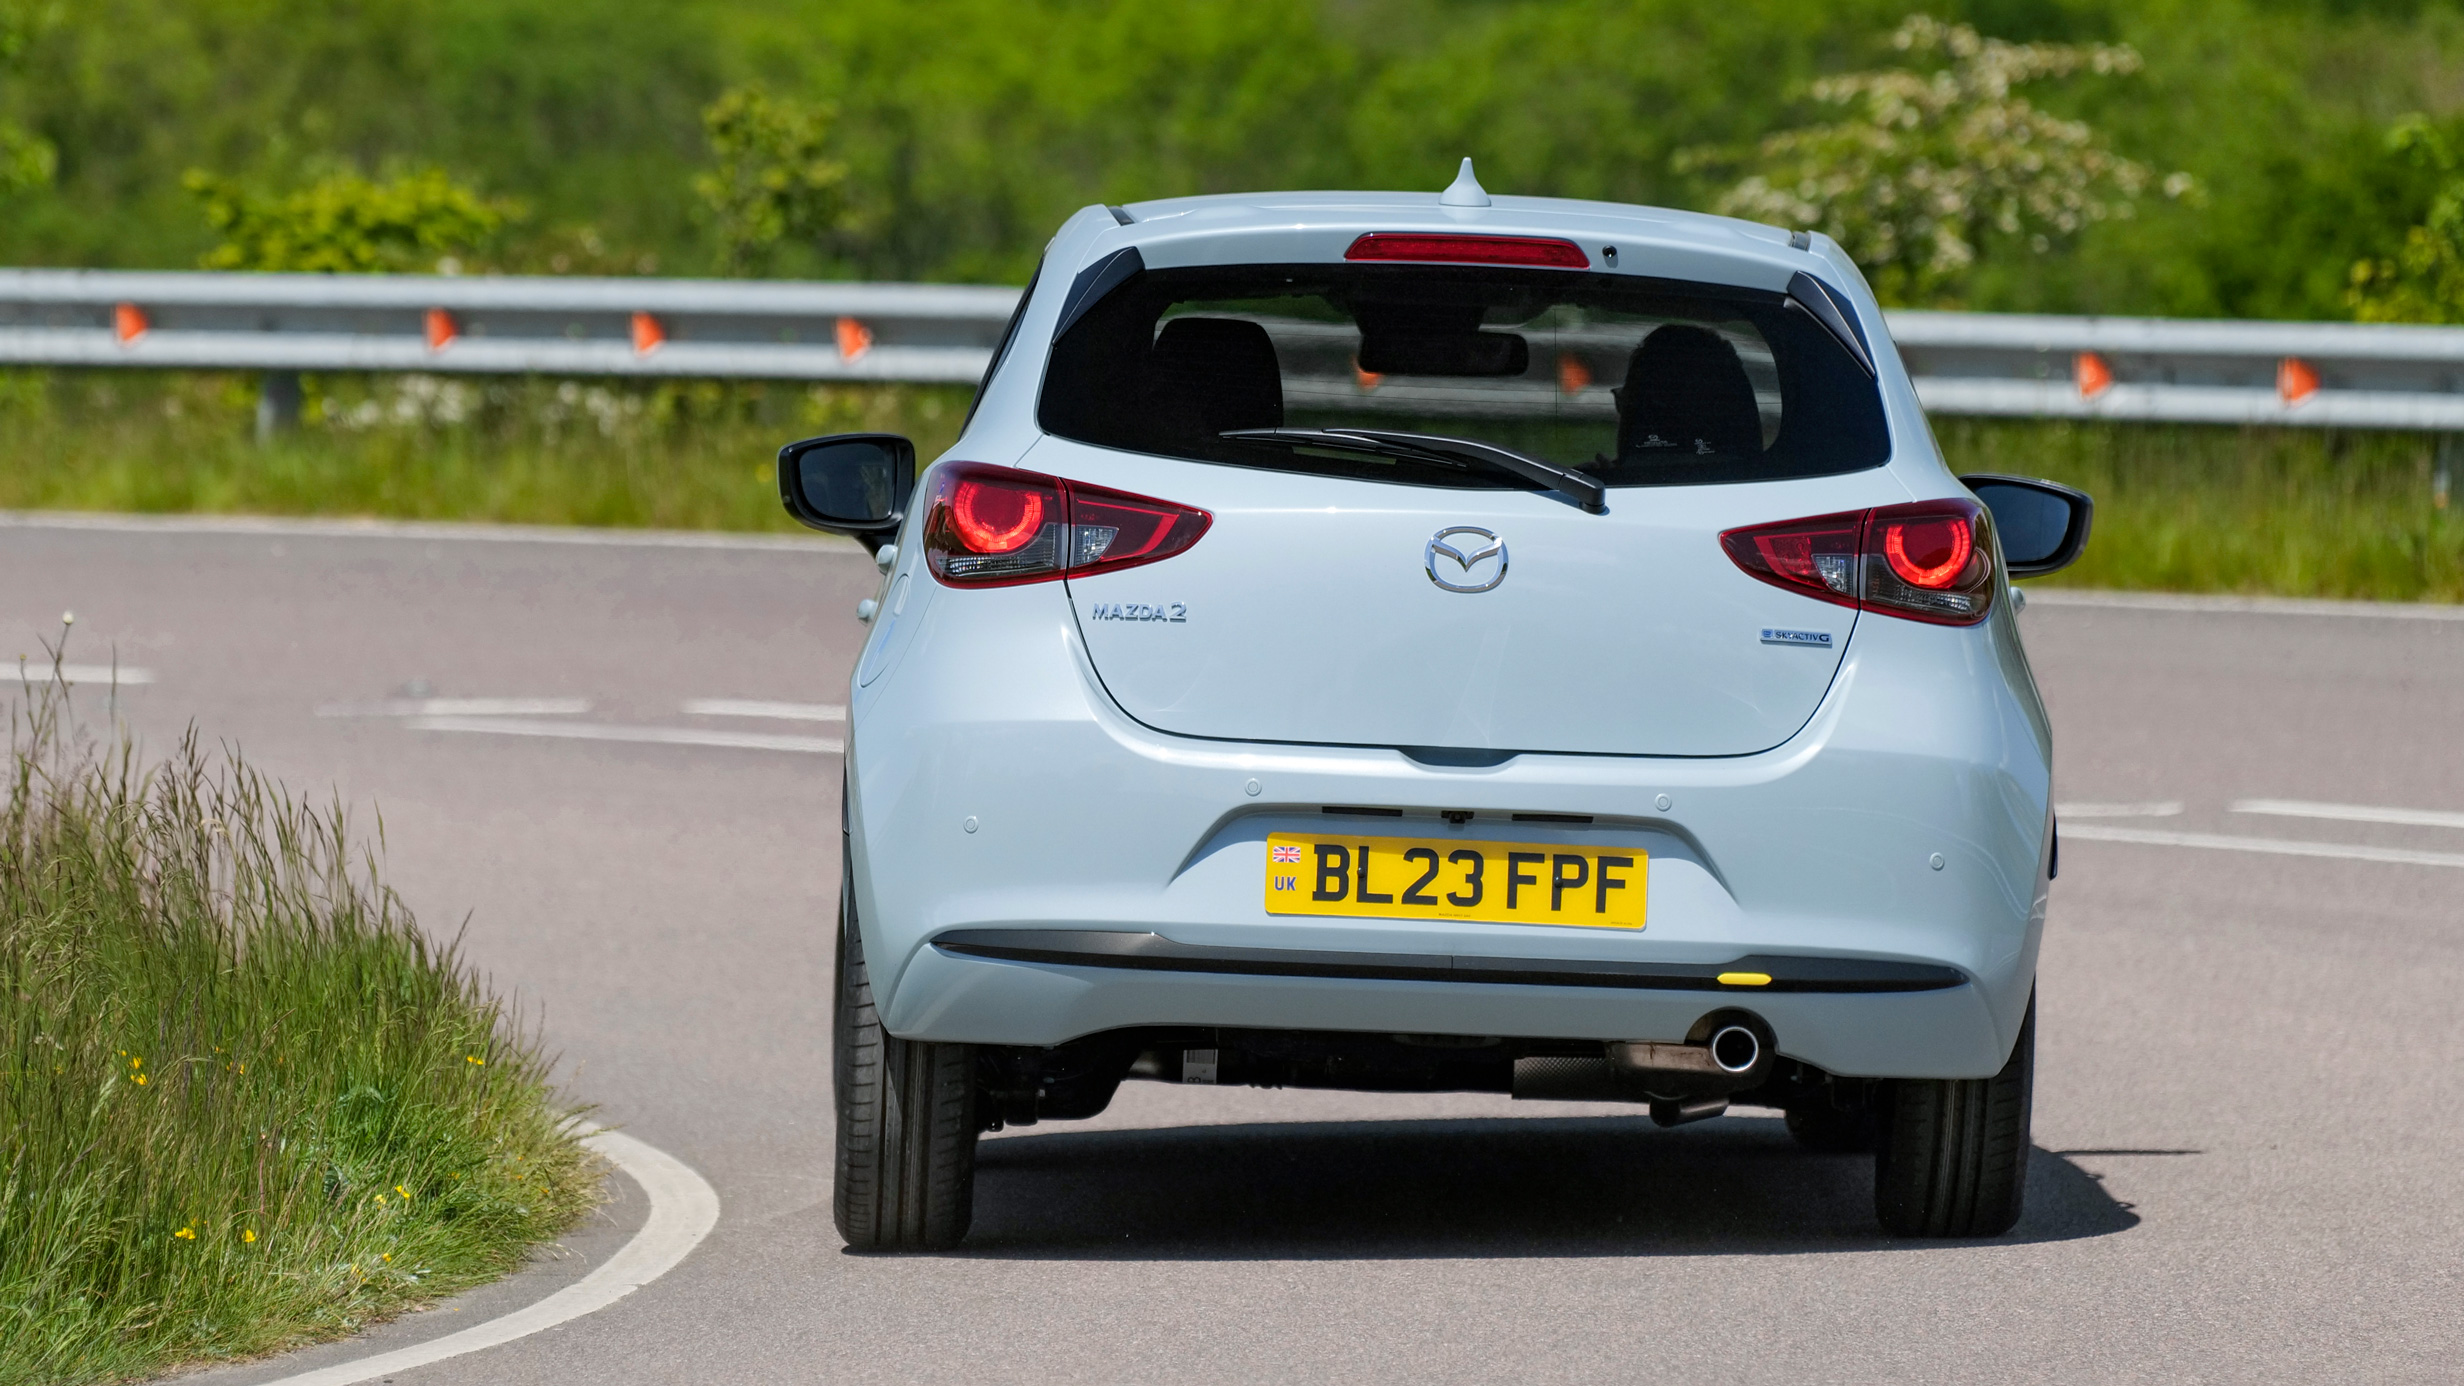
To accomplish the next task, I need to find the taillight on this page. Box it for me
[1720,499,1996,626]
[922,462,1212,587]
[1863,500,1992,623]
[1718,510,1863,610]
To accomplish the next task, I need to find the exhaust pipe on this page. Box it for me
[1707,1024,1761,1075]
[1511,1014,1775,1106]
[1604,1013,1773,1095]
[1650,1096,1728,1127]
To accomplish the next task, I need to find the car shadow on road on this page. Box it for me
[959,1114,2138,1258]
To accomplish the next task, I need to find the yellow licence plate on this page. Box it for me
[1262,832,1646,930]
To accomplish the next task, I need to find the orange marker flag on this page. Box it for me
[425,308,459,351]
[2073,351,2113,400]
[2277,357,2320,405]
[113,303,149,344]
[632,312,666,354]
[1557,353,1593,394]
[836,316,874,361]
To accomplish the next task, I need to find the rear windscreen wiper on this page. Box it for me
[1222,427,1609,515]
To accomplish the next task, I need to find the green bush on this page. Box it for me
[0,670,599,1384]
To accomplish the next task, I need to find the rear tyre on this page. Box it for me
[833,870,978,1251]
[1873,996,2033,1238]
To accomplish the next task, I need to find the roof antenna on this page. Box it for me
[1439,157,1491,208]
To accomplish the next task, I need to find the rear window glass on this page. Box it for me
[1038,264,1890,490]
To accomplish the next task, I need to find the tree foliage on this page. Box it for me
[0,0,54,198]
[2347,118,2464,325]
[0,0,2455,320]
[694,87,853,275]
[183,167,520,274]
[1705,16,2187,305]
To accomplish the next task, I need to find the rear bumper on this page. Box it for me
[934,929,1964,992]
[846,579,2053,1080]
[887,939,2008,1081]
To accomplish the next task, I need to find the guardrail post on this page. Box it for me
[255,371,301,444]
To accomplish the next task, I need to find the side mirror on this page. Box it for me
[1959,473,2094,577]
[778,433,916,551]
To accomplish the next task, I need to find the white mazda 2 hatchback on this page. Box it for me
[780,168,2092,1250]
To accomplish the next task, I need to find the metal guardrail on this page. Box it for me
[1887,311,2464,431]
[0,269,1015,383]
[7,268,2464,431]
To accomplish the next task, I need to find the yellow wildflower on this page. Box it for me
[174,1226,195,1241]
[243,1229,257,1243]
[133,1073,148,1087]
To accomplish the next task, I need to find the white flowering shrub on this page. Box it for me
[1705,16,2190,305]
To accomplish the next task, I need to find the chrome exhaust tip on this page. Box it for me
[1708,1024,1761,1075]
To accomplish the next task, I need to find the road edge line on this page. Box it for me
[2062,823,2464,869]
[2023,587,2464,621]
[252,1127,720,1386]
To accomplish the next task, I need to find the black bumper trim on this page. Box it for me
[930,929,1965,994]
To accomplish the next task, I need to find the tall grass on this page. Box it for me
[1936,419,2463,601]
[0,370,972,532]
[0,658,599,1385]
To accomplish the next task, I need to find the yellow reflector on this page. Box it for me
[1717,971,1772,987]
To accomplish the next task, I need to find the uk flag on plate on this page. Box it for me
[1269,844,1304,863]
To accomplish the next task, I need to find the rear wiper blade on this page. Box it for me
[1221,427,1608,515]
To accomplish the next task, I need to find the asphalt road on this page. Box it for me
[10,514,2462,1385]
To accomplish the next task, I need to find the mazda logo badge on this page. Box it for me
[1425,526,1507,593]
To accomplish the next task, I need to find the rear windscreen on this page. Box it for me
[1038,264,1891,490]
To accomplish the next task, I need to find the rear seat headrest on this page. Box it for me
[1148,316,1283,439]
[1615,324,1762,460]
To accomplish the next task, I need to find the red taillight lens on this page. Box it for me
[923,462,1212,587]
[949,479,1048,554]
[925,467,1066,584]
[1718,510,1864,610]
[1862,500,1993,624]
[1344,233,1590,269]
[1721,499,1996,626]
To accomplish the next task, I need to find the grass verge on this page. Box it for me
[0,370,2458,601]
[0,658,599,1385]
[1937,419,2463,601]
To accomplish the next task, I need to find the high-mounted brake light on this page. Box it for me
[1720,499,1996,626]
[922,462,1212,587]
[1344,233,1590,270]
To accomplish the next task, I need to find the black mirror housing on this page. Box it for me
[778,433,917,551]
[1958,473,2094,577]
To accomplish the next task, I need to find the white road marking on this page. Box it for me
[251,1126,718,1386]
[0,508,862,555]
[318,698,592,718]
[5,662,155,685]
[2062,823,2464,870]
[2055,801,2183,818]
[2232,798,2464,832]
[682,698,847,721]
[2022,588,2464,622]
[408,715,842,754]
